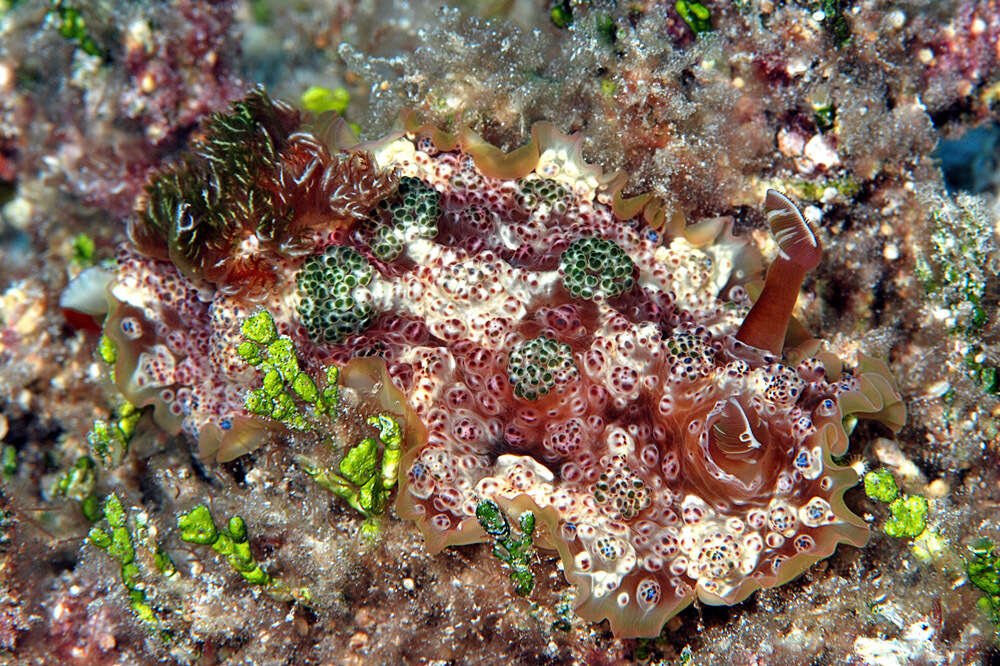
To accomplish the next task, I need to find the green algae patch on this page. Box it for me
[884,495,928,539]
[863,468,899,503]
[477,499,536,597]
[240,310,340,430]
[54,456,101,521]
[968,539,1000,628]
[864,468,929,539]
[89,494,170,641]
[297,413,403,536]
[178,504,271,585]
[675,1,711,34]
[87,402,141,468]
[301,86,350,115]
[49,2,105,59]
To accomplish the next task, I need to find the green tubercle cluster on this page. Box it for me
[863,468,929,539]
[515,177,572,215]
[665,331,714,371]
[476,499,536,597]
[369,176,441,261]
[675,1,712,34]
[88,494,169,640]
[298,413,403,535]
[238,310,340,429]
[559,237,635,301]
[507,335,578,401]
[177,505,271,585]
[296,246,377,344]
[592,458,651,520]
[967,539,1000,629]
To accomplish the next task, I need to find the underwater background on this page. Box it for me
[0,1,999,664]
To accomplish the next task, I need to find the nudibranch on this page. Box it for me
[83,90,904,638]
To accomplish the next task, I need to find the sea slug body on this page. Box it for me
[98,90,904,637]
